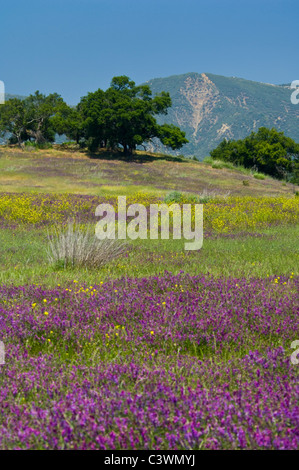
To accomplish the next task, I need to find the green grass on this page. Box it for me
[203,156,268,179]
[0,224,297,287]
[0,147,298,286]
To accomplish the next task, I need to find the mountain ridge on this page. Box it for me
[142,72,299,159]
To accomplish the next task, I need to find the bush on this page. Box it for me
[197,195,212,204]
[253,173,266,180]
[211,160,238,170]
[47,222,127,269]
[243,180,250,186]
[164,190,215,204]
[86,137,99,152]
[164,191,184,203]
[211,160,225,169]
[210,127,299,180]
[203,156,213,164]
[24,141,53,149]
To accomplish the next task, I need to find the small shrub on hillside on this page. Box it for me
[55,142,79,151]
[24,141,37,148]
[24,141,53,149]
[164,190,216,204]
[243,180,250,186]
[164,191,184,203]
[203,156,213,164]
[209,160,236,170]
[211,161,225,169]
[253,173,266,180]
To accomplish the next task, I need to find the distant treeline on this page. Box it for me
[0,76,188,155]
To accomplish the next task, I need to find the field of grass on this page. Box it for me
[0,225,298,286]
[0,147,297,197]
[0,147,298,450]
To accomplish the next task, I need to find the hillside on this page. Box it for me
[0,147,297,197]
[143,72,299,159]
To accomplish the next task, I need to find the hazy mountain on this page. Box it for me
[143,72,299,159]
[4,94,27,100]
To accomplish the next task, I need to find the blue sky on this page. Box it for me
[1,0,298,104]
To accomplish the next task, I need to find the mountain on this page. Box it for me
[142,72,299,159]
[4,94,27,100]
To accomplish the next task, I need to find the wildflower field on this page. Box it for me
[0,149,298,450]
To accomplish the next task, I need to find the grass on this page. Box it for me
[47,222,127,269]
[0,147,297,197]
[204,156,268,179]
[0,147,298,449]
[0,224,297,286]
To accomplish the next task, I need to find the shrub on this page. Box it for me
[210,160,237,170]
[163,191,183,203]
[24,141,53,149]
[253,173,266,180]
[203,156,213,164]
[24,141,37,148]
[210,127,299,180]
[164,190,216,204]
[47,222,127,269]
[196,195,212,203]
[211,161,224,169]
[243,180,250,186]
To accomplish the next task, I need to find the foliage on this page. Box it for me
[163,191,184,203]
[254,173,266,180]
[163,190,213,204]
[51,105,84,145]
[77,76,188,154]
[210,127,299,180]
[0,98,28,145]
[0,91,66,146]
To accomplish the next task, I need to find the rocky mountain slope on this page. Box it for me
[143,72,299,159]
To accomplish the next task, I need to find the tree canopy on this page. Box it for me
[0,91,66,146]
[77,76,188,154]
[0,76,188,155]
[210,127,299,182]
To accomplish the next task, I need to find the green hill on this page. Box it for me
[0,147,297,197]
[143,72,299,159]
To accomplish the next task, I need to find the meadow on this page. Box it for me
[0,147,298,450]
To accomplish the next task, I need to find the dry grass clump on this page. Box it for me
[47,222,127,269]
